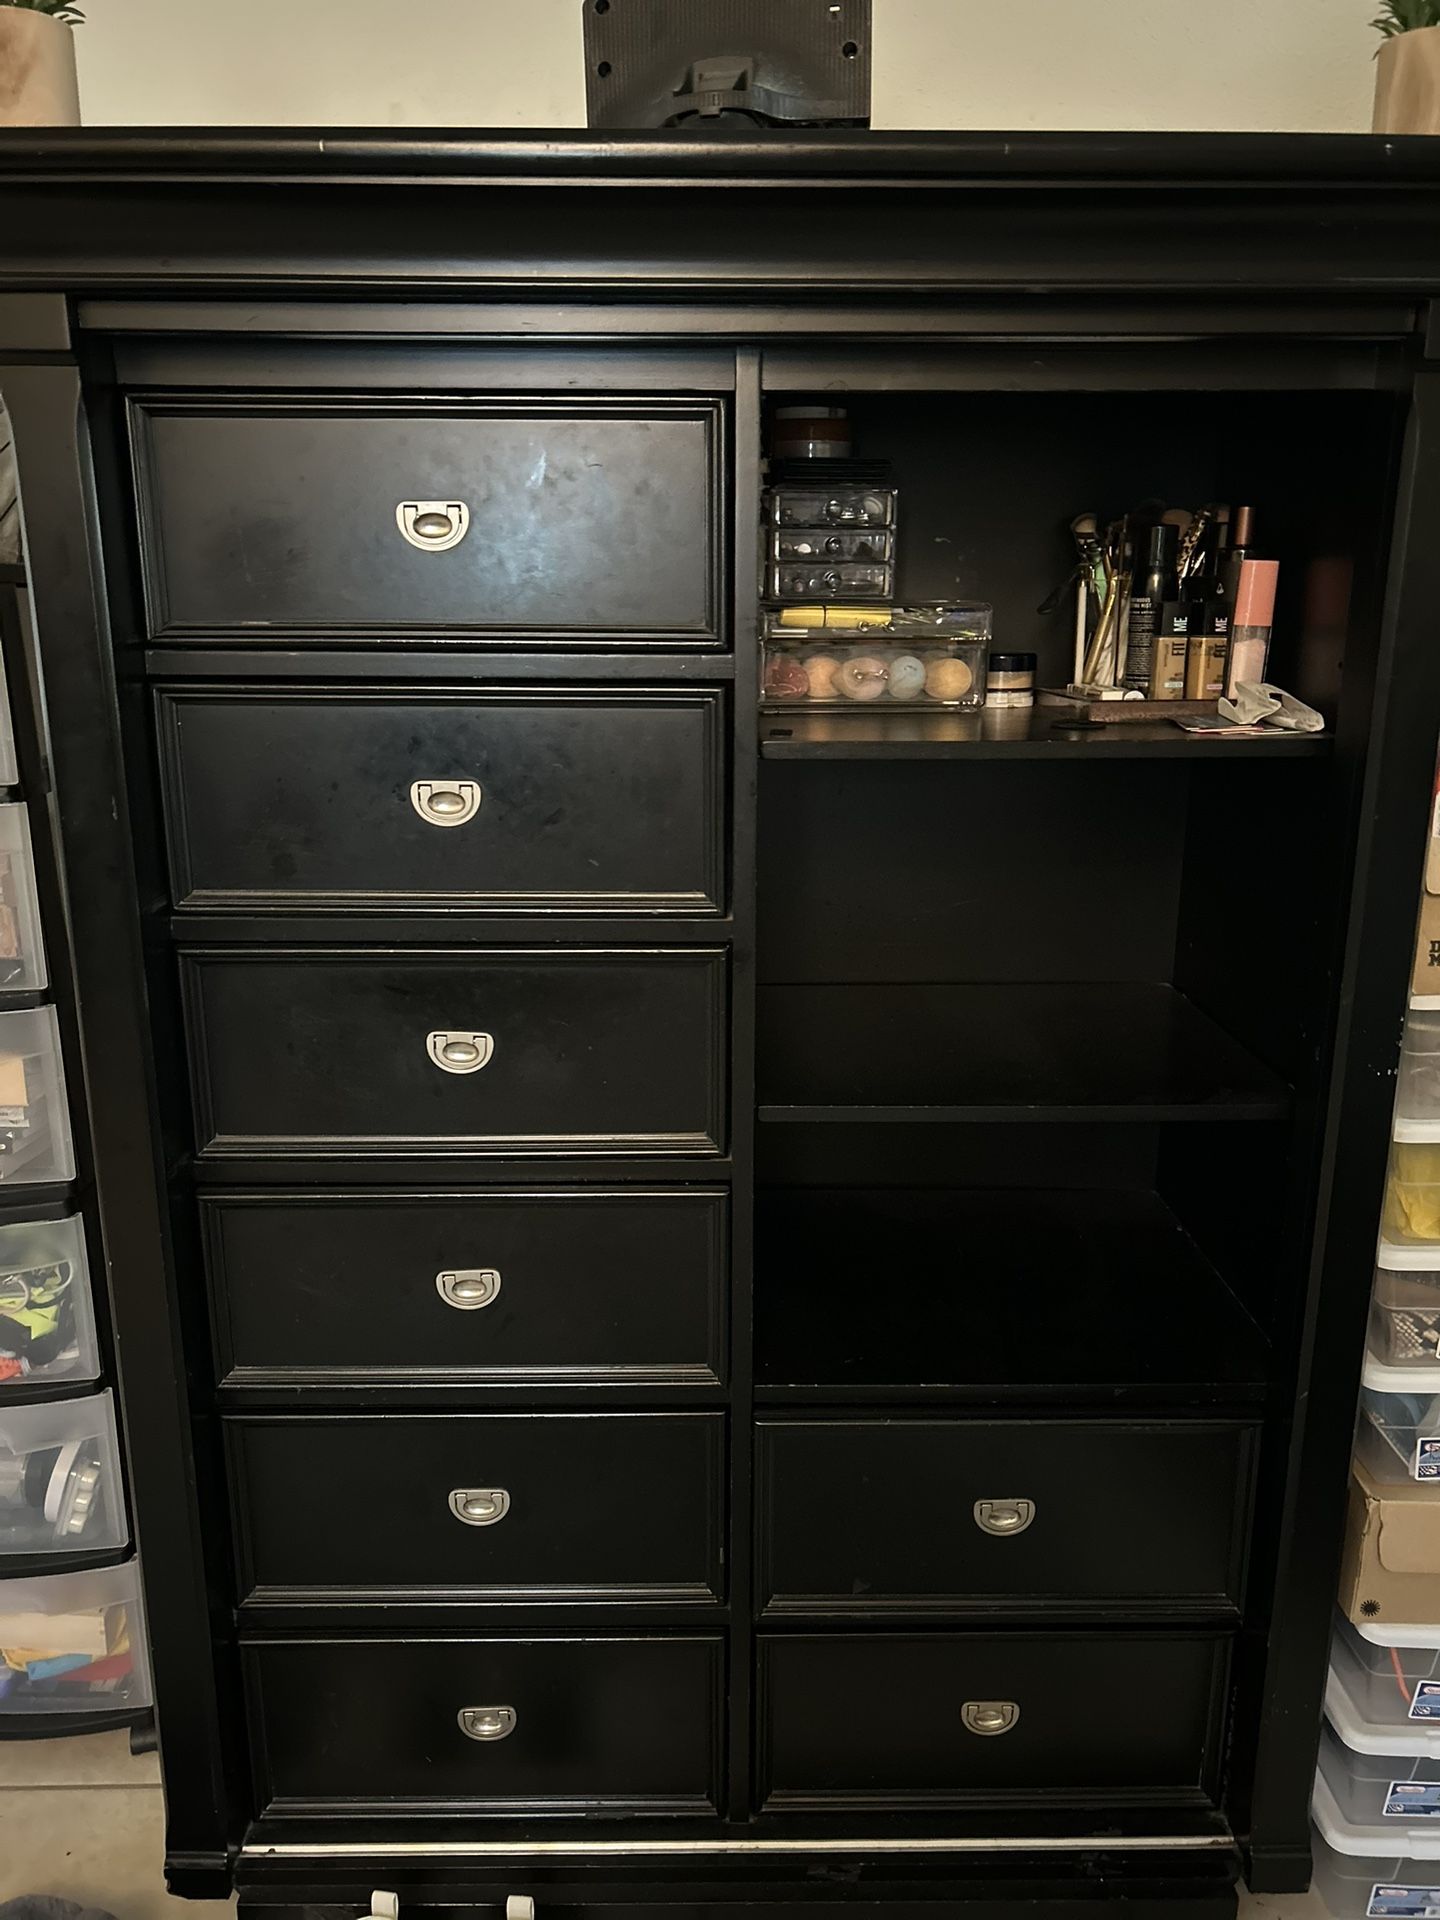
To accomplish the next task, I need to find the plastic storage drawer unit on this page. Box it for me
[0,1390,126,1555]
[1331,1617,1440,1734]
[1398,1010,1440,1130]
[0,664,18,790]
[1374,1246,1440,1367]
[1319,1720,1440,1829]
[767,486,897,528]
[771,528,895,564]
[0,1006,72,1185]
[769,561,894,603]
[1361,1390,1440,1482]
[1314,1763,1440,1917]
[0,1561,151,1715]
[0,806,45,992]
[1386,1146,1440,1246]
[0,1213,98,1390]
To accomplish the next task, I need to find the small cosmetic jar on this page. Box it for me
[985,652,1036,709]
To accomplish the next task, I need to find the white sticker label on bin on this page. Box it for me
[1370,1888,1440,1917]
[1387,1782,1440,1818]
[1414,1439,1440,1480]
[1411,1683,1440,1721]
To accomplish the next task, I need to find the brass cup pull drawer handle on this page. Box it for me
[436,1267,501,1311]
[397,499,470,552]
[458,1705,516,1742]
[962,1700,1020,1737]
[410,779,482,828]
[449,1486,510,1527]
[973,1498,1035,1536]
[427,1030,494,1074]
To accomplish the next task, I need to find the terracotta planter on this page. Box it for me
[0,10,78,128]
[1375,24,1440,135]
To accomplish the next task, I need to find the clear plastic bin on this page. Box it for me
[767,486,897,528]
[771,528,895,564]
[762,604,993,710]
[1314,1765,1440,1916]
[1374,1246,1440,1367]
[0,1213,97,1391]
[1320,1720,1440,1829]
[1400,1012,1440,1126]
[0,1390,126,1555]
[769,561,894,603]
[1332,1616,1440,1730]
[0,1560,151,1715]
[0,662,18,791]
[0,806,45,992]
[1361,1390,1440,1483]
[0,1006,74,1185]
[1386,1146,1440,1246]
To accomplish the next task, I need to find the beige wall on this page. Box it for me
[75,0,1378,133]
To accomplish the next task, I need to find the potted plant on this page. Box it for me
[0,0,81,128]
[1374,0,1440,133]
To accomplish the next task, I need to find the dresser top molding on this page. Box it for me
[1,127,1439,314]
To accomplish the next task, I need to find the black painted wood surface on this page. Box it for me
[156,687,727,914]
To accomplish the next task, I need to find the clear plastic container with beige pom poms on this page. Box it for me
[760,603,992,709]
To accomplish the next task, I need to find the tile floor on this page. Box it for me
[0,1729,1330,1920]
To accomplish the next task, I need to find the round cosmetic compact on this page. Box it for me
[986,651,1036,709]
[772,405,852,462]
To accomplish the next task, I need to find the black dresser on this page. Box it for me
[1,130,1437,1920]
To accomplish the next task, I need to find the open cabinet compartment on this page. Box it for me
[754,375,1400,1404]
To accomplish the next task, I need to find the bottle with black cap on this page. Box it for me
[1184,515,1234,702]
[1124,521,1179,697]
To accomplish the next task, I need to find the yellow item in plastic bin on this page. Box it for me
[777,605,895,630]
[1386,1143,1440,1242]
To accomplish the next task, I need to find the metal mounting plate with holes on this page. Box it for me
[435,1267,501,1311]
[396,499,470,552]
[962,1700,1020,1737]
[458,1705,517,1742]
[410,779,482,828]
[426,1030,494,1074]
[973,1498,1036,1536]
[449,1486,510,1527]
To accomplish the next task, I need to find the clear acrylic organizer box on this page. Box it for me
[0,1005,75,1185]
[0,1212,98,1390]
[0,1560,151,1715]
[0,1389,127,1556]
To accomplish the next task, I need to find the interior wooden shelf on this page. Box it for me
[754,1187,1270,1405]
[756,982,1290,1125]
[758,709,1331,760]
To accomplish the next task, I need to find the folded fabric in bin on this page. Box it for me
[1340,1459,1440,1624]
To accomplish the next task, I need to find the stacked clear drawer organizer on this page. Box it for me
[0,552,148,1725]
[1314,785,1440,1915]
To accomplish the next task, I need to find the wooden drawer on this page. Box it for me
[155,687,726,915]
[245,1635,724,1814]
[758,1632,1228,1811]
[757,1419,1256,1618]
[129,398,723,643]
[203,1189,727,1388]
[179,949,727,1159]
[227,1412,725,1604]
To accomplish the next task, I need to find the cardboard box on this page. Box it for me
[1414,892,1440,999]
[1339,1458,1440,1625]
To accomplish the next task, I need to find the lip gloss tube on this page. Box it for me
[1228,559,1279,698]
